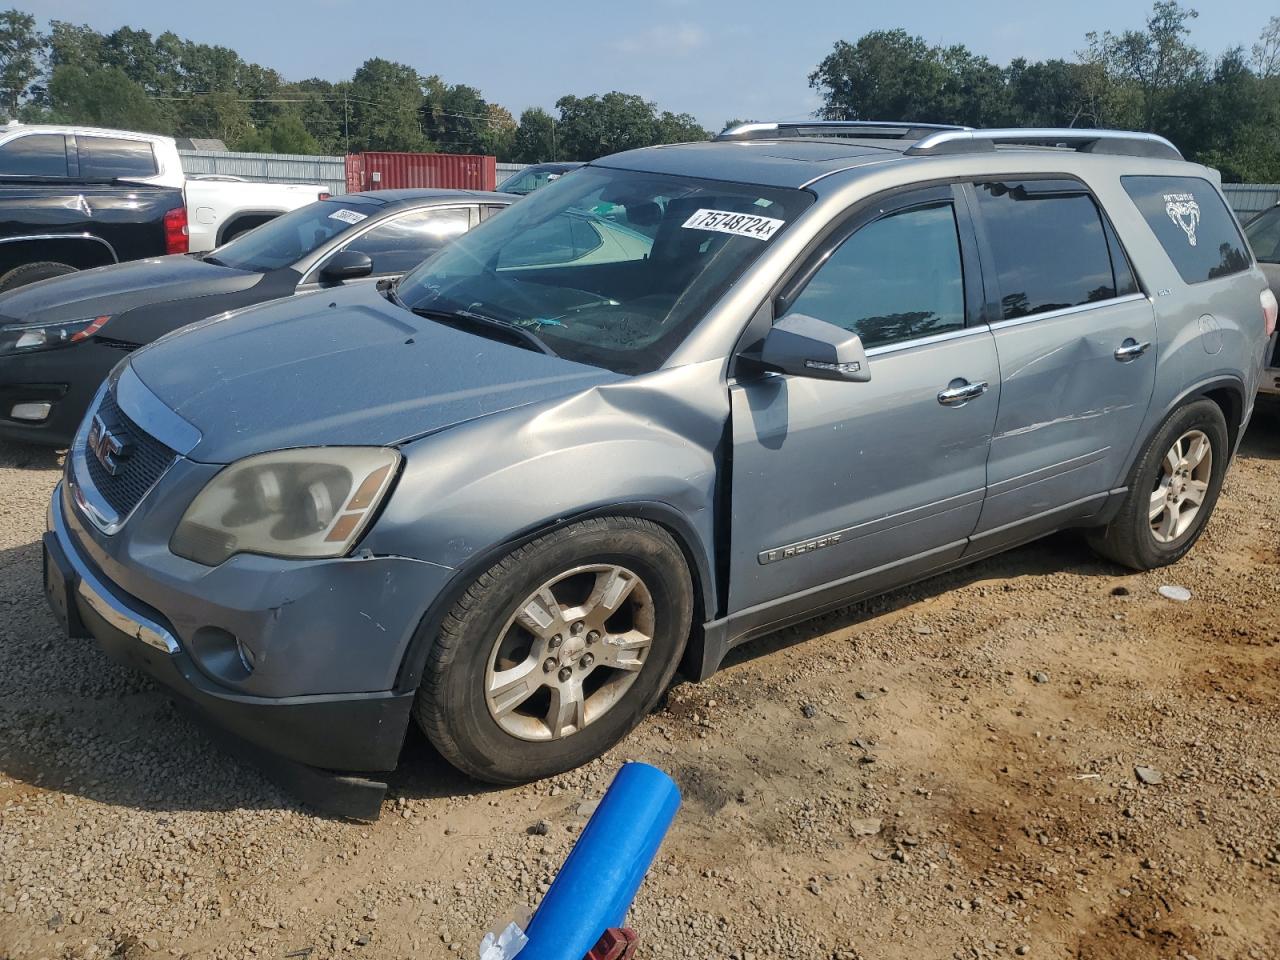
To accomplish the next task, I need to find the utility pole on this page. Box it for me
[344,93,349,154]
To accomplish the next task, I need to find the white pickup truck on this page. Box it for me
[0,123,328,256]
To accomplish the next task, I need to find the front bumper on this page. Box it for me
[45,483,417,773]
[0,343,125,447]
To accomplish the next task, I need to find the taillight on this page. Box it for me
[1263,288,1278,339]
[318,192,331,200]
[163,206,189,255]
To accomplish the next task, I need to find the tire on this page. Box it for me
[0,261,78,292]
[414,517,693,783]
[1087,398,1229,570]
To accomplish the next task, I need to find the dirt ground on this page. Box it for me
[1,403,1278,960]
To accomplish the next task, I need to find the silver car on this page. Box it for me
[42,122,1274,809]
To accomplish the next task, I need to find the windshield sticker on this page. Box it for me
[1164,193,1200,247]
[682,208,784,241]
[329,208,369,225]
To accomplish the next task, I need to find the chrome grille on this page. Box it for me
[81,389,176,519]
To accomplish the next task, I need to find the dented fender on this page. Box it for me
[366,359,730,620]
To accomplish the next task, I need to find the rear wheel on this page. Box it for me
[0,261,77,291]
[1087,398,1228,569]
[413,517,693,783]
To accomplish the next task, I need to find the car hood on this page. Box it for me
[0,255,260,325]
[127,284,625,463]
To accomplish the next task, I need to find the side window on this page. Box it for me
[975,182,1118,320]
[345,207,471,275]
[0,134,68,177]
[1244,205,1280,264]
[79,137,158,179]
[1122,175,1251,283]
[782,202,966,349]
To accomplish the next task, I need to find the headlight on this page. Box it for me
[0,315,111,355]
[170,447,400,566]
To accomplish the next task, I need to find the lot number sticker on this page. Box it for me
[329,208,369,225]
[682,208,784,241]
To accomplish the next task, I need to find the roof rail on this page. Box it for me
[905,127,1183,161]
[716,120,971,143]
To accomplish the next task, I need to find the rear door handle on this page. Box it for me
[937,380,988,406]
[1114,338,1151,361]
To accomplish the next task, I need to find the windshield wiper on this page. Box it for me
[203,254,227,267]
[411,306,558,357]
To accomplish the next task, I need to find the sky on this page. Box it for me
[24,0,1280,130]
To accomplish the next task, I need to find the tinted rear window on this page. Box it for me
[0,134,68,177]
[79,136,158,178]
[1122,176,1250,284]
[975,181,1119,320]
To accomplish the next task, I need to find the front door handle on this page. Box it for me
[1114,338,1151,362]
[937,380,989,406]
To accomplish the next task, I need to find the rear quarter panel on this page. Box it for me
[0,182,184,263]
[1088,170,1268,454]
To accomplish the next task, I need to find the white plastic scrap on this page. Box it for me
[479,921,529,960]
[1158,585,1192,602]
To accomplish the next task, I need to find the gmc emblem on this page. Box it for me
[87,414,130,476]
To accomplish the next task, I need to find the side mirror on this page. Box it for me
[758,313,871,382]
[320,250,373,282]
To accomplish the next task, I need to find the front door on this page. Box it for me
[966,180,1158,545]
[728,186,1000,623]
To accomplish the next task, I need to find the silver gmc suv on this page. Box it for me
[43,122,1275,808]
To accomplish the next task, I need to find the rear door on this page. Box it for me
[728,185,1000,619]
[967,178,1157,548]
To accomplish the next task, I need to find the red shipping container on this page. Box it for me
[348,152,496,192]
[344,154,365,193]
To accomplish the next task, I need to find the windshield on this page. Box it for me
[498,166,577,196]
[1245,205,1280,264]
[210,198,381,272]
[396,167,812,373]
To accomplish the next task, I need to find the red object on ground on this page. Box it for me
[583,927,639,960]
[344,152,496,192]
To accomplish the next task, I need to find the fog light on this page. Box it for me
[10,401,51,422]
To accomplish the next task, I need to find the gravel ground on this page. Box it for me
[1,402,1278,960]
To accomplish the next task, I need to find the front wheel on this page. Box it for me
[1087,398,1228,570]
[413,517,693,783]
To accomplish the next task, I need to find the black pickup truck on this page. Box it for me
[0,130,187,291]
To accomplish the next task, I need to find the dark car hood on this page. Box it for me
[127,284,624,463]
[0,256,261,324]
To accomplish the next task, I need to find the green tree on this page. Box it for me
[513,107,556,162]
[1085,1,1206,130]
[0,8,41,117]
[347,58,430,152]
[1251,15,1280,78]
[46,64,167,132]
[554,92,661,159]
[809,30,950,122]
[235,113,322,154]
[655,110,710,144]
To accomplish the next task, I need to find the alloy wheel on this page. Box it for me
[484,564,655,741]
[1149,428,1212,544]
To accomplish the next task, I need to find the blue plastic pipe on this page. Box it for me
[518,762,681,960]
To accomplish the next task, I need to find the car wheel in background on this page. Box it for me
[0,261,78,291]
[1087,398,1229,570]
[413,517,693,783]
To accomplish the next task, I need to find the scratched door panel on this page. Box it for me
[974,295,1158,538]
[727,332,999,614]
